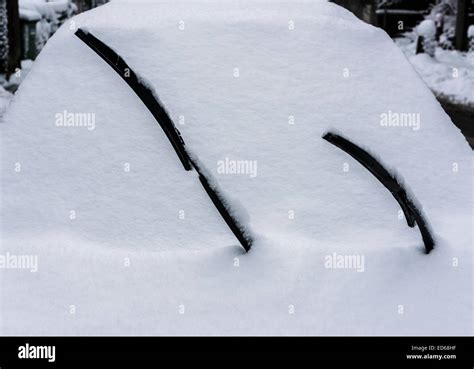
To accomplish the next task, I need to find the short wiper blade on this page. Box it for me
[323,132,434,254]
[76,28,253,252]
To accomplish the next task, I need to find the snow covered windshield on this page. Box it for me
[0,0,471,336]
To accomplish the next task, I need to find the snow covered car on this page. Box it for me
[0,0,472,336]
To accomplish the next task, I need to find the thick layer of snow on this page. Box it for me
[46,0,70,13]
[20,0,55,20]
[1,0,472,335]
[19,8,42,22]
[397,36,474,106]
[417,19,436,38]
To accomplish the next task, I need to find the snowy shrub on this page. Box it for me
[36,19,52,52]
[426,0,457,49]
[417,20,437,56]
[418,19,437,38]
[469,25,474,52]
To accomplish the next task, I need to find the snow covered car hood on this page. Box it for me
[1,0,472,335]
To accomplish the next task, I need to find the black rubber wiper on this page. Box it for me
[75,28,192,171]
[323,132,434,254]
[76,28,253,252]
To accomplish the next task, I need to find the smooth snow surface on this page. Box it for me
[1,0,472,335]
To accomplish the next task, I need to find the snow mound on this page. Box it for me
[417,19,436,38]
[468,25,474,39]
[1,0,472,336]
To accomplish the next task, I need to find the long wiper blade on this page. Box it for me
[76,28,253,252]
[75,28,192,171]
[323,132,434,254]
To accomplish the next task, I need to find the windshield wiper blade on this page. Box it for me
[75,28,192,171]
[323,132,434,254]
[76,28,253,252]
